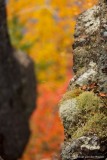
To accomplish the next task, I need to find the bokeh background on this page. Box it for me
[6,0,97,160]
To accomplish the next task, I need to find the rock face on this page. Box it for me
[59,0,107,159]
[0,1,36,160]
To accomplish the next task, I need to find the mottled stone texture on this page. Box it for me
[59,0,107,159]
[0,1,36,160]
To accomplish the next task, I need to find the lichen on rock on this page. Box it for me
[59,0,107,159]
[59,91,106,140]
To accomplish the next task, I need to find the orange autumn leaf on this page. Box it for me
[99,93,107,97]
[89,83,96,89]
[81,85,87,90]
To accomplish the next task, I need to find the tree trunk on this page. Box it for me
[59,0,107,159]
[0,0,36,159]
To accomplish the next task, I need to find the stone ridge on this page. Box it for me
[68,0,107,94]
[59,0,107,159]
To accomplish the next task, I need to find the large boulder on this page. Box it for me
[59,0,107,159]
[0,1,36,159]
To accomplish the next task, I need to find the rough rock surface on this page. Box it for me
[59,0,107,159]
[0,1,36,160]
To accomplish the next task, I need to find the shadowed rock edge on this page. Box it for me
[0,1,36,160]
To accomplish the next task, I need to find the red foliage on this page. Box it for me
[22,73,72,160]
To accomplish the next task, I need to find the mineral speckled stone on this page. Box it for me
[59,0,107,159]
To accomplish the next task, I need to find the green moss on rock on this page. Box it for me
[77,91,100,113]
[59,91,107,140]
[61,88,83,102]
[72,113,107,139]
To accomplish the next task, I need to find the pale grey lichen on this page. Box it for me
[76,68,97,86]
[61,135,103,160]
[59,99,79,128]
[80,136,100,151]
[82,5,100,34]
[75,61,97,86]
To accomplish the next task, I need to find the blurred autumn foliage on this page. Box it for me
[6,0,97,160]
